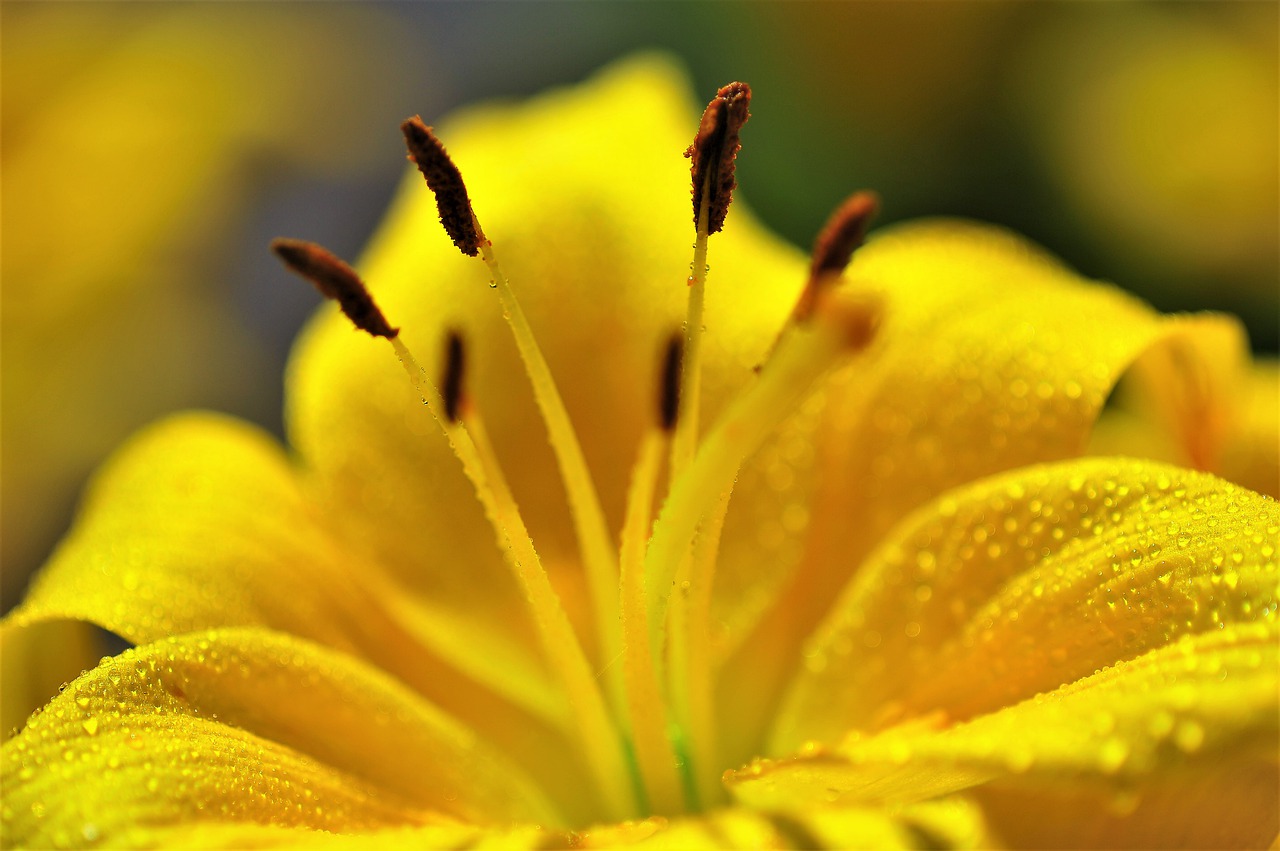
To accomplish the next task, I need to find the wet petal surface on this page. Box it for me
[1,628,559,848]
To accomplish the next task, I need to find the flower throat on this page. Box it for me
[273,83,883,824]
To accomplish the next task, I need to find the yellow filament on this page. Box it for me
[388,337,637,820]
[667,487,732,809]
[474,230,625,710]
[618,431,685,815]
[643,316,863,650]
[670,216,711,480]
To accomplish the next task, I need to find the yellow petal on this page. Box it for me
[0,620,100,744]
[730,623,1277,819]
[973,753,1278,849]
[1,627,560,848]
[577,797,993,849]
[108,823,539,850]
[112,798,992,850]
[775,224,1248,638]
[287,55,804,668]
[774,457,1279,750]
[2,412,581,810]
[717,224,1249,767]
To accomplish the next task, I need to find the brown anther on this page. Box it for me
[401,116,483,257]
[793,191,880,321]
[659,332,684,432]
[810,191,880,279]
[685,82,751,235]
[441,329,467,424]
[271,238,398,339]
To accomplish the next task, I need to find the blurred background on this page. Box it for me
[2,1,1276,611]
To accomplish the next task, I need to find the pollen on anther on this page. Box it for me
[685,82,751,235]
[442,329,467,424]
[810,191,880,279]
[401,116,483,257]
[794,191,880,321]
[270,238,399,339]
[659,332,684,432]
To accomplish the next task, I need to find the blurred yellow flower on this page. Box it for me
[2,56,1277,848]
[1,3,410,607]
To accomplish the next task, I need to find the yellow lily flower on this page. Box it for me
[2,56,1276,848]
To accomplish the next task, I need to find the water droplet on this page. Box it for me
[82,718,99,736]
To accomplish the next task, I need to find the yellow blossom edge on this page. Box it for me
[0,626,561,849]
[40,798,995,850]
[0,412,583,805]
[773,456,1280,749]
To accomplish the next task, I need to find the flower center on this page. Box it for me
[273,87,883,824]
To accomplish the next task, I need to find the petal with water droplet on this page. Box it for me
[730,622,1277,841]
[1,412,574,794]
[773,458,1279,751]
[0,627,560,848]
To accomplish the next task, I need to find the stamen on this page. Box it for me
[400,117,483,257]
[271,238,399,339]
[794,190,881,321]
[685,82,751,237]
[617,336,690,814]
[670,82,752,481]
[644,289,883,649]
[402,119,625,714]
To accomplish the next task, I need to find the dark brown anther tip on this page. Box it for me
[401,116,483,257]
[441,329,466,424]
[810,191,880,279]
[793,191,881,322]
[271,238,399,339]
[685,82,751,235]
[659,331,684,432]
